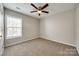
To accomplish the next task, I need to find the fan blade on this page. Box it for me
[30,11,37,13]
[31,3,38,10]
[41,4,48,10]
[42,11,49,13]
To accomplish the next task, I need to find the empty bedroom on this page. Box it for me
[0,3,79,56]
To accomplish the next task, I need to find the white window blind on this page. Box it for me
[6,15,22,39]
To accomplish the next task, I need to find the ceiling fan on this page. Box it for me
[30,3,49,16]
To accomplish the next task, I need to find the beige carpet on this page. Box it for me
[3,38,78,56]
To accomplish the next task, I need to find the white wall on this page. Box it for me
[22,14,40,41]
[76,4,79,53]
[5,8,40,47]
[40,9,76,46]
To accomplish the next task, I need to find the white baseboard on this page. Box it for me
[5,37,76,48]
[5,37,39,47]
[40,37,76,47]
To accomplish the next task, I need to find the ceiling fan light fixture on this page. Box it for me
[38,11,41,13]
[30,3,49,16]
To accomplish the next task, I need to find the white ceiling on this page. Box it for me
[3,3,77,19]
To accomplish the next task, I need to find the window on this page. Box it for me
[6,15,22,39]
